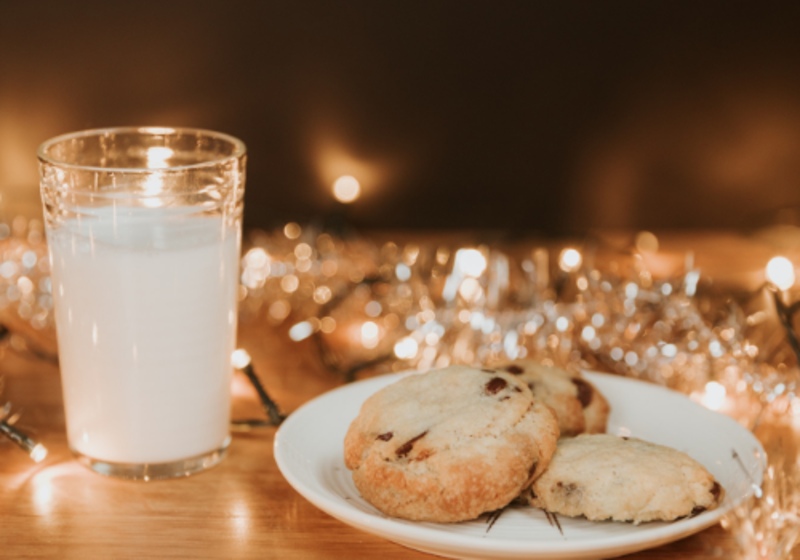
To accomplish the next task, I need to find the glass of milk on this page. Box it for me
[38,127,246,480]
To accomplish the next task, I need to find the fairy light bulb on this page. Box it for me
[455,249,487,277]
[361,321,380,348]
[394,336,419,359]
[766,256,795,291]
[0,420,48,463]
[701,381,726,411]
[333,175,361,203]
[559,248,582,272]
[30,443,48,463]
[231,349,252,369]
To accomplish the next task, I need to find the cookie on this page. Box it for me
[524,434,724,524]
[496,360,610,436]
[344,365,560,522]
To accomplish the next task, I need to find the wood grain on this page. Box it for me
[0,342,737,560]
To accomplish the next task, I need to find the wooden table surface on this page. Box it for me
[2,229,799,559]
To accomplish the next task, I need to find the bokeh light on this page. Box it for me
[766,256,795,291]
[558,248,582,272]
[333,175,361,203]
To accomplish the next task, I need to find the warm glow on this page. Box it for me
[766,256,795,291]
[320,316,336,333]
[333,175,361,203]
[395,263,411,281]
[458,277,483,301]
[141,174,164,207]
[321,260,338,277]
[635,231,659,253]
[394,336,419,359]
[289,321,314,341]
[455,249,487,277]
[269,300,291,320]
[365,300,382,317]
[312,137,385,205]
[146,147,174,169]
[231,349,252,369]
[361,321,380,348]
[701,381,727,411]
[30,443,48,463]
[281,275,299,293]
[294,243,313,260]
[559,248,582,272]
[245,248,269,269]
[284,222,302,239]
[313,285,332,304]
[140,127,176,135]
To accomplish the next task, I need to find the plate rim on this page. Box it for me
[274,371,765,557]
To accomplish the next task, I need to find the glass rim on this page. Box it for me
[37,126,247,174]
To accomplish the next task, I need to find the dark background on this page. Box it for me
[3,1,800,233]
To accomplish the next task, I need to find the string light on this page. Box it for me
[361,321,380,349]
[284,223,301,239]
[231,349,252,369]
[3,215,800,557]
[240,223,800,414]
[0,216,797,469]
[333,175,361,203]
[700,381,727,411]
[394,336,418,359]
[635,231,659,253]
[0,414,48,463]
[766,256,795,291]
[558,248,582,272]
[455,249,487,277]
[289,321,314,341]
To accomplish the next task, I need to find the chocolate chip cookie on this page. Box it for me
[344,365,560,522]
[496,360,610,436]
[524,434,724,524]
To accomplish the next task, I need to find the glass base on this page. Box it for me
[72,436,231,481]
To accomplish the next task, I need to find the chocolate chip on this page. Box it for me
[556,482,578,496]
[711,481,722,501]
[376,432,393,441]
[690,506,706,517]
[395,431,428,457]
[485,377,507,394]
[571,378,593,408]
[414,449,435,462]
[504,365,524,375]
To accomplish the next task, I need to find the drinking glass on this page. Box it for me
[38,127,246,480]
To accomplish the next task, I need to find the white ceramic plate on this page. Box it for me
[274,372,765,560]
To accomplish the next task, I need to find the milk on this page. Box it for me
[48,206,239,464]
